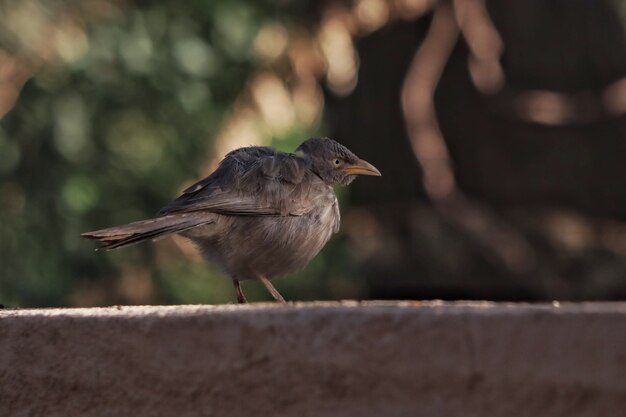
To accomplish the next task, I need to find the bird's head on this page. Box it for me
[295,137,381,185]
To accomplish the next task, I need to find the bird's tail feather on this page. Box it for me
[82,213,211,250]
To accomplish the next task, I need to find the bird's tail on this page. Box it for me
[82,213,211,250]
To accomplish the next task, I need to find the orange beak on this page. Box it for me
[343,159,381,176]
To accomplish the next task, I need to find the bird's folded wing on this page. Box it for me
[158,149,317,217]
[160,190,309,216]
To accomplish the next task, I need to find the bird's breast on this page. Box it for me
[254,195,338,277]
[184,187,340,280]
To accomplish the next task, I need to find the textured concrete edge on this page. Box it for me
[2,301,626,417]
[2,300,626,318]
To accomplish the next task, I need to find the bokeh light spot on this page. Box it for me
[53,93,92,163]
[173,36,219,78]
[62,176,99,214]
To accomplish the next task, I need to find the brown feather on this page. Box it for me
[82,213,214,249]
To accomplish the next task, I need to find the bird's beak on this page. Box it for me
[343,159,381,176]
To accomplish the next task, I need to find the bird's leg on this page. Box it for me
[233,278,247,304]
[258,275,286,303]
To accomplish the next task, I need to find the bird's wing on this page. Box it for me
[158,147,319,217]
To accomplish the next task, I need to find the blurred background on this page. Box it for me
[1,0,626,307]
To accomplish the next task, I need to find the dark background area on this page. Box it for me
[1,0,626,306]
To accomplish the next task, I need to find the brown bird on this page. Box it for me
[83,137,381,303]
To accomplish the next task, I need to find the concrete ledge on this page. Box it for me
[1,301,626,417]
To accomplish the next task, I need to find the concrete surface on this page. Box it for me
[1,301,626,417]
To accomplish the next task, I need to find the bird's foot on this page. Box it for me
[233,279,247,304]
[258,275,286,303]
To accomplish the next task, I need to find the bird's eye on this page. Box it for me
[333,159,341,166]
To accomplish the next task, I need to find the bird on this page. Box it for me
[82,137,381,303]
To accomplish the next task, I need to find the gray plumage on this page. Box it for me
[83,137,381,303]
